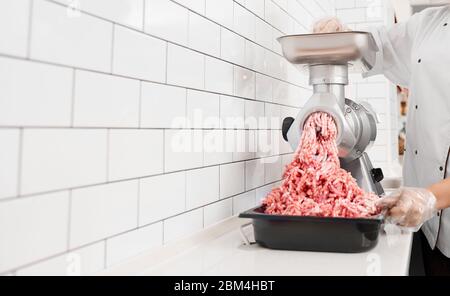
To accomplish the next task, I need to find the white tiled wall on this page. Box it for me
[0,0,338,275]
[335,0,400,176]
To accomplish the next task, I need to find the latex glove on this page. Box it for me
[377,187,438,232]
[312,17,349,33]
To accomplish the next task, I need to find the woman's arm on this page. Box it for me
[429,178,450,210]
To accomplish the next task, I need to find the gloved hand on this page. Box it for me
[377,187,438,232]
[312,17,349,33]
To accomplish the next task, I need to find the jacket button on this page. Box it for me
[415,150,418,155]
[440,166,444,172]
[444,23,448,27]
[418,59,422,63]
[415,105,418,110]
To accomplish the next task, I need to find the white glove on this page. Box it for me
[377,187,438,232]
[312,17,349,33]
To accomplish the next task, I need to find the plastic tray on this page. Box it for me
[239,206,383,253]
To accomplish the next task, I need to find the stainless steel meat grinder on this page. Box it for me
[278,31,384,196]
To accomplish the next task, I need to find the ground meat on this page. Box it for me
[263,112,380,218]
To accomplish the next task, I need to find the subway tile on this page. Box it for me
[139,172,186,225]
[55,0,144,29]
[220,28,245,65]
[264,156,282,183]
[336,8,366,23]
[220,162,245,199]
[174,0,205,15]
[245,159,265,190]
[220,96,245,129]
[245,100,265,129]
[0,129,20,199]
[0,191,69,273]
[256,182,275,204]
[186,166,220,210]
[164,129,203,172]
[186,90,220,129]
[203,130,234,166]
[163,208,204,243]
[244,41,267,73]
[233,130,256,162]
[232,190,256,214]
[70,181,139,248]
[233,2,256,40]
[106,222,163,267]
[244,0,265,18]
[21,129,107,195]
[0,58,73,127]
[167,44,205,90]
[204,199,233,227]
[234,67,255,99]
[16,241,105,276]
[264,0,290,33]
[204,57,234,95]
[113,25,166,82]
[145,0,189,45]
[140,82,187,128]
[255,74,273,102]
[265,103,282,129]
[0,0,30,57]
[205,0,234,28]
[108,129,164,181]
[73,70,140,128]
[188,12,220,56]
[30,0,113,72]
[255,17,273,50]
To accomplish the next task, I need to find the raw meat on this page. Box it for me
[263,112,380,218]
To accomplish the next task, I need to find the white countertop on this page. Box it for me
[100,216,413,276]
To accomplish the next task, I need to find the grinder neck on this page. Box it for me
[309,64,348,110]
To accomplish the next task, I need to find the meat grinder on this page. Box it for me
[278,32,385,196]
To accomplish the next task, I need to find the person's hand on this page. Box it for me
[377,187,438,231]
[313,17,349,33]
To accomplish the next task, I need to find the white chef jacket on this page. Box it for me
[365,5,450,257]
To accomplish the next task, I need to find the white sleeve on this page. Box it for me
[363,12,424,88]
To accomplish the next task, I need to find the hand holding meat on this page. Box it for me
[377,187,438,231]
[313,17,349,33]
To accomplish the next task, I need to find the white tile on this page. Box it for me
[55,0,144,29]
[244,0,265,18]
[245,100,265,129]
[232,190,256,214]
[335,0,356,9]
[139,172,186,225]
[0,0,30,57]
[30,0,112,72]
[189,12,220,56]
[245,159,265,190]
[265,103,282,129]
[336,8,366,23]
[244,41,267,73]
[145,0,189,45]
[186,90,220,128]
[73,70,140,128]
[233,2,255,40]
[220,28,245,65]
[164,130,203,172]
[264,156,282,183]
[255,17,273,50]
[186,166,219,210]
[109,129,164,181]
[220,96,245,129]
[234,67,255,99]
[0,129,20,200]
[233,130,256,161]
[140,83,187,128]
[21,129,107,195]
[167,44,205,89]
[220,162,245,199]
[205,57,234,95]
[255,74,273,102]
[70,181,138,248]
[113,25,166,82]
[0,58,73,127]
[203,130,234,166]
[106,222,163,267]
[204,199,233,227]
[163,208,203,243]
[0,192,69,273]
[256,182,276,204]
[264,0,291,33]
[205,0,233,28]
[174,0,205,14]
[16,242,105,276]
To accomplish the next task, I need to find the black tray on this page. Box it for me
[239,206,383,253]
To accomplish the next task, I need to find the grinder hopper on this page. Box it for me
[278,31,384,196]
